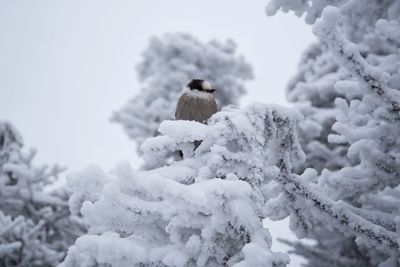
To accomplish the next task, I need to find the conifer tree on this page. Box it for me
[0,121,85,266]
[267,1,400,265]
[62,103,304,267]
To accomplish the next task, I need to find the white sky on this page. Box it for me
[0,1,315,266]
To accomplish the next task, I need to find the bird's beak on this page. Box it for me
[207,89,216,93]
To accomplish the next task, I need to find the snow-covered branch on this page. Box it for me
[267,0,400,265]
[0,121,85,266]
[313,6,400,117]
[62,103,304,267]
[276,170,400,250]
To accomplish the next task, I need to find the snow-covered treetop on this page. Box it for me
[0,121,23,167]
[112,32,253,148]
[63,103,304,267]
[0,121,64,198]
[0,121,84,266]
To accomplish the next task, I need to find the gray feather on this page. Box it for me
[175,94,218,122]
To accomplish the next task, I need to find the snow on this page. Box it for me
[0,121,85,266]
[62,103,305,266]
[3,1,400,266]
[269,1,400,265]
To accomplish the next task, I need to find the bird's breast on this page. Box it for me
[175,94,218,122]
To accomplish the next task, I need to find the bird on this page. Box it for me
[175,79,218,157]
[175,79,218,122]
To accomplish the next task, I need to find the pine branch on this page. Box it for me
[275,168,400,250]
[313,7,400,118]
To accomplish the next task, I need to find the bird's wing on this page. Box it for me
[175,95,184,120]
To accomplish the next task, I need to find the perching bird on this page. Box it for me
[175,79,218,157]
[175,79,218,122]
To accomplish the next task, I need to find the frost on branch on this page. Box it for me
[62,103,305,267]
[112,33,253,149]
[268,0,400,266]
[0,121,85,266]
[284,42,350,174]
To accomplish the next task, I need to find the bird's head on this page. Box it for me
[186,79,216,94]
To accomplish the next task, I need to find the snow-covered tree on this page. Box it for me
[0,121,85,266]
[62,103,306,267]
[112,32,253,148]
[267,0,400,266]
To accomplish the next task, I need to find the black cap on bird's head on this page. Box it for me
[187,79,216,93]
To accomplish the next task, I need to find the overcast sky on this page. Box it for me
[0,1,315,265]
